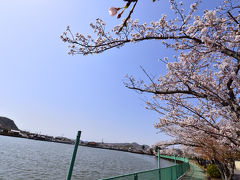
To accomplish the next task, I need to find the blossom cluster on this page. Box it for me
[61,0,240,177]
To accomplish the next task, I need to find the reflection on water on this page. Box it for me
[0,136,174,180]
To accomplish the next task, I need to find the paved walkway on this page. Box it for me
[181,162,240,180]
[181,162,207,180]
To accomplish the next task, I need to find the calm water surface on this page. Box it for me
[0,136,174,180]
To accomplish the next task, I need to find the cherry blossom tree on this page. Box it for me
[61,0,240,179]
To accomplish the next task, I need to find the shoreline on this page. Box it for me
[0,133,153,156]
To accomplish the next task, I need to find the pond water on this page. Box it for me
[0,136,174,180]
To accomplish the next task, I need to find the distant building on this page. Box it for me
[87,142,97,147]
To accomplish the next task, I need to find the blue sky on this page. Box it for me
[0,0,219,145]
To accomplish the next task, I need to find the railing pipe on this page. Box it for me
[66,131,81,180]
[134,173,138,180]
[158,149,161,180]
[174,154,176,165]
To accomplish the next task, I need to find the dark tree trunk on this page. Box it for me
[214,159,234,180]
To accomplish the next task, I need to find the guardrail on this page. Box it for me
[159,154,189,163]
[100,155,189,180]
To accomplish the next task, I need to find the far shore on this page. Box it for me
[0,132,154,156]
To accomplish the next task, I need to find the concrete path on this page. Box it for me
[181,162,207,180]
[181,162,240,180]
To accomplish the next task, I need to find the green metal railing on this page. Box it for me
[66,131,81,180]
[100,155,189,180]
[159,155,188,163]
[65,132,189,180]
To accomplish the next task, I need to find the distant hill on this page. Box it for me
[104,142,150,150]
[0,117,19,130]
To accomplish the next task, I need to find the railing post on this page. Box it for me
[66,131,81,180]
[158,149,160,168]
[174,154,176,165]
[158,168,161,180]
[158,149,161,180]
[134,173,138,180]
[181,164,183,176]
[170,166,172,180]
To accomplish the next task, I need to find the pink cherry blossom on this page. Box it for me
[62,1,240,178]
[108,7,119,16]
